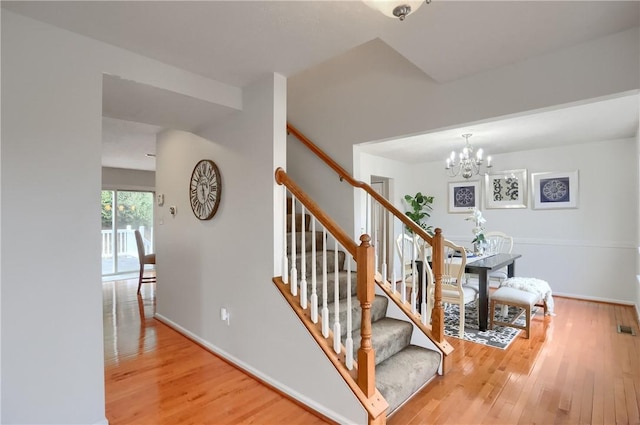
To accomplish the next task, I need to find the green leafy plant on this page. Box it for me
[403,192,434,236]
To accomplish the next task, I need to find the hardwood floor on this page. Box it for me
[103,279,328,425]
[388,297,640,425]
[104,279,640,425]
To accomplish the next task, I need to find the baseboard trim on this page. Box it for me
[552,292,636,306]
[154,313,353,425]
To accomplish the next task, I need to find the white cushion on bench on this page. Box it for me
[491,287,539,306]
[500,277,555,315]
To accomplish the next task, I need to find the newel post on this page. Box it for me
[356,234,376,397]
[431,228,445,343]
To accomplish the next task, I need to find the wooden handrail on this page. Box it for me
[275,167,357,257]
[287,123,434,247]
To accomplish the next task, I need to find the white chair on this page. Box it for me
[395,233,420,305]
[484,231,514,285]
[438,240,478,338]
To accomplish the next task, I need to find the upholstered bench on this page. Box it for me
[500,277,554,316]
[489,287,541,339]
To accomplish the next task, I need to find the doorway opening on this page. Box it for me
[370,176,392,276]
[101,190,154,278]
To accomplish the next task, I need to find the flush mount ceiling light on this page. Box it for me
[363,0,431,21]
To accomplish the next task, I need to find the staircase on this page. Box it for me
[280,207,441,416]
[275,124,453,424]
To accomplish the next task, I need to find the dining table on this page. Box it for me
[464,253,522,331]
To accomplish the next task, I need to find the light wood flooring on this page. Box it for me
[104,279,640,424]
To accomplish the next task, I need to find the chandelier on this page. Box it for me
[363,0,431,21]
[445,134,493,179]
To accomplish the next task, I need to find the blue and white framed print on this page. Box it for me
[448,180,480,213]
[531,171,579,209]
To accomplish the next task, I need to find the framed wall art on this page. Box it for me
[448,181,480,213]
[531,170,579,209]
[484,169,527,209]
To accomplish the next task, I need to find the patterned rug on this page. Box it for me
[443,303,537,349]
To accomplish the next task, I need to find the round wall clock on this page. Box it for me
[189,159,221,220]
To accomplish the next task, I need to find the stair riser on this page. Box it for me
[351,318,413,366]
[292,251,346,276]
[324,295,388,337]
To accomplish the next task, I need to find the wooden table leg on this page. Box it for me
[478,270,489,331]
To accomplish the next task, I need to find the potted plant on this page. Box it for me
[465,207,487,254]
[403,192,435,261]
[403,192,434,236]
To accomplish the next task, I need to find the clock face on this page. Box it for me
[189,159,221,220]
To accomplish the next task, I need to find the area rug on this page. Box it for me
[443,303,538,349]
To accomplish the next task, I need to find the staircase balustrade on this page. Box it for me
[276,124,455,423]
[275,168,388,424]
[287,123,446,344]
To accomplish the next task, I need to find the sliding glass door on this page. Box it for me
[101,190,154,277]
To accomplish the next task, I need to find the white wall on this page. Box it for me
[101,167,155,191]
[288,28,640,239]
[1,11,250,425]
[637,117,640,320]
[154,75,365,424]
[2,12,106,424]
[359,138,638,304]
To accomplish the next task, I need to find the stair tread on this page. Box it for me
[352,317,413,366]
[326,295,388,337]
[376,345,441,414]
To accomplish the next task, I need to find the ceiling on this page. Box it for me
[360,93,640,163]
[4,1,639,170]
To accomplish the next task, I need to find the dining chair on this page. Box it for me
[484,231,514,285]
[395,233,420,303]
[440,240,478,338]
[134,229,156,294]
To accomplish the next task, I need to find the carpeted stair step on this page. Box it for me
[326,295,389,337]
[286,231,325,256]
[286,213,310,232]
[375,345,441,414]
[293,250,346,276]
[352,317,413,366]
[299,270,357,302]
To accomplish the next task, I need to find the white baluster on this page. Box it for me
[282,187,289,285]
[345,258,354,370]
[421,245,428,325]
[411,234,417,314]
[310,217,318,323]
[321,227,329,338]
[300,204,307,309]
[333,238,341,354]
[365,195,370,238]
[381,208,387,282]
[373,199,378,275]
[290,195,298,296]
[401,233,407,304]
[392,271,397,294]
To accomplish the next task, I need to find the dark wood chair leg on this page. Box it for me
[137,265,144,294]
